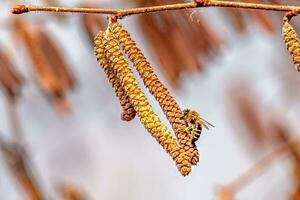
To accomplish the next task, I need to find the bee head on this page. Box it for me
[183,109,190,115]
[181,109,190,119]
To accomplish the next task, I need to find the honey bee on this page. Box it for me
[181,109,214,144]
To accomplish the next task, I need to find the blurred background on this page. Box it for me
[1,0,300,199]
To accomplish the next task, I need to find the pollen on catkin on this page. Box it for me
[282,11,300,71]
[108,19,199,165]
[94,31,136,121]
[95,29,192,176]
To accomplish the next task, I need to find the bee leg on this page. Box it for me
[184,127,192,132]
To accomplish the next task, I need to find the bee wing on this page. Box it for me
[200,117,214,129]
[202,123,210,130]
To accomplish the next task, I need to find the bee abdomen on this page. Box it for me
[192,127,202,142]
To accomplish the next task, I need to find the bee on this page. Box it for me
[181,109,214,144]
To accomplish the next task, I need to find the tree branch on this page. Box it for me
[227,135,300,193]
[11,1,300,18]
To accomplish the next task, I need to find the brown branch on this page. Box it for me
[11,1,300,18]
[226,135,300,194]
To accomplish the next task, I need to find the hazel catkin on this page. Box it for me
[0,48,23,100]
[95,30,192,176]
[283,11,300,71]
[108,19,199,165]
[94,31,136,121]
[37,29,76,91]
[12,18,71,112]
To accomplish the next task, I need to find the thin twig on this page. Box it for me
[227,135,300,193]
[11,2,197,18]
[11,1,300,18]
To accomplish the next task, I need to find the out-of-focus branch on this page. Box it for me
[227,135,300,193]
[11,1,300,19]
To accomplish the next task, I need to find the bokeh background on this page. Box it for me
[1,0,300,199]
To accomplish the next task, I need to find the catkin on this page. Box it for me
[13,18,70,112]
[95,30,192,176]
[283,12,300,71]
[0,48,23,99]
[108,20,199,165]
[37,29,76,91]
[94,31,136,121]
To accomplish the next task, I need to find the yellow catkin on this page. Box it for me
[94,31,136,121]
[108,19,199,165]
[95,30,191,176]
[283,11,300,71]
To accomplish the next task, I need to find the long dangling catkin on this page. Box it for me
[94,31,136,121]
[283,11,300,71]
[12,18,70,112]
[95,30,192,176]
[37,29,76,91]
[108,19,199,165]
[0,48,23,100]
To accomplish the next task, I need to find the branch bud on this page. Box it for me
[12,5,28,14]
